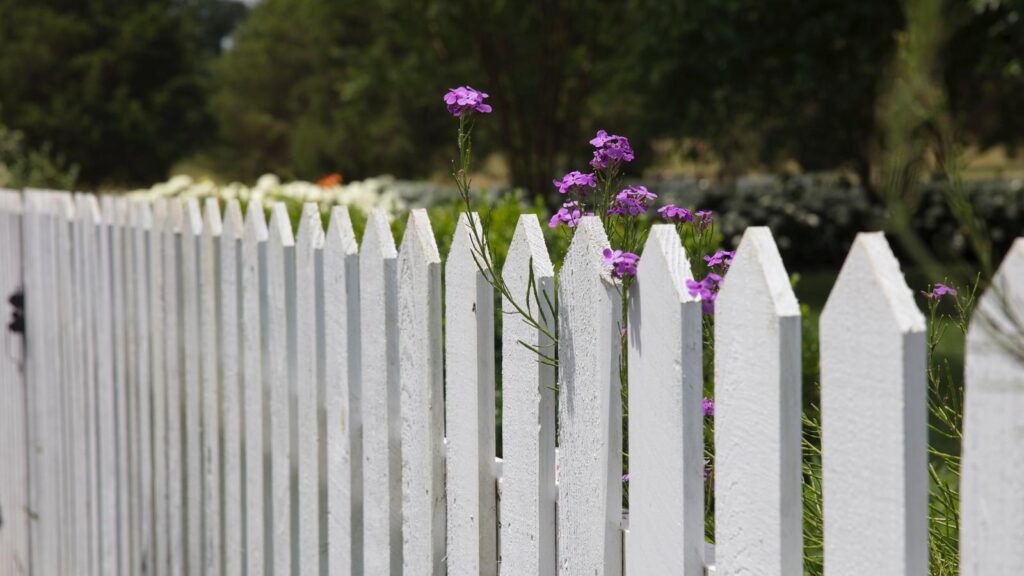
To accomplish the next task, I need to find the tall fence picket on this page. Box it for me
[221,199,245,576]
[164,198,186,576]
[626,224,703,576]
[201,198,224,576]
[0,190,28,575]
[295,203,324,576]
[499,214,557,576]
[398,209,445,575]
[961,237,1024,575]
[713,227,802,575]
[322,205,361,576]
[241,200,269,576]
[149,197,168,576]
[131,200,155,574]
[445,213,497,576]
[109,197,134,575]
[359,208,401,575]
[181,199,204,575]
[820,232,927,576]
[557,215,622,576]
[266,203,295,576]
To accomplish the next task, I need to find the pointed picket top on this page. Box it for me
[961,237,1024,576]
[557,215,622,576]
[297,202,325,250]
[132,199,154,231]
[202,197,223,238]
[244,199,268,242]
[820,232,927,576]
[53,191,74,220]
[325,205,358,256]
[166,197,184,234]
[713,227,802,576]
[363,208,397,259]
[152,197,167,232]
[627,224,703,576]
[184,198,203,238]
[500,213,557,576]
[447,211,484,269]
[399,208,440,264]
[268,202,294,248]
[75,194,101,224]
[223,199,244,240]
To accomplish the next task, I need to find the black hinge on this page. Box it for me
[7,289,24,335]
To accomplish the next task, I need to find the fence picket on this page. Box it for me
[322,205,361,576]
[241,200,269,576]
[266,203,295,576]
[220,200,244,576]
[359,208,401,575]
[164,199,186,576]
[200,198,224,576]
[131,201,155,575]
[295,203,324,576]
[181,199,204,575]
[149,198,168,576]
[398,208,445,575]
[445,212,497,576]
[713,227,802,575]
[961,237,1024,575]
[820,232,927,576]
[499,214,556,576]
[0,190,28,575]
[557,215,622,576]
[626,224,703,576]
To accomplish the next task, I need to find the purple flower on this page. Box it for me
[658,204,695,224]
[704,250,735,269]
[589,129,635,170]
[607,185,657,217]
[603,248,640,279]
[686,272,723,314]
[702,397,715,417]
[921,283,958,301]
[695,210,714,231]
[552,170,597,195]
[548,200,590,229]
[443,86,493,117]
[622,473,630,483]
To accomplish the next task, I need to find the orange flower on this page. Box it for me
[317,173,343,188]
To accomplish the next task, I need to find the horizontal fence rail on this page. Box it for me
[0,189,1021,575]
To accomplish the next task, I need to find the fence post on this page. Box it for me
[322,205,361,576]
[626,224,703,576]
[499,214,556,576]
[266,203,295,576]
[200,198,223,576]
[445,212,497,576]
[359,208,401,574]
[714,227,802,575]
[296,203,324,576]
[961,237,1024,575]
[221,199,245,576]
[557,215,622,576]
[242,200,269,576]
[820,232,927,576]
[0,189,28,575]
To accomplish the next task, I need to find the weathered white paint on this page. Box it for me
[557,216,622,576]
[110,197,134,576]
[445,213,497,576]
[220,199,245,576]
[0,190,28,576]
[201,198,223,576]
[714,227,802,576]
[149,197,169,576]
[398,209,445,575]
[94,195,119,576]
[961,237,1024,576]
[322,205,361,576]
[182,199,204,575]
[626,224,704,576]
[820,232,927,576]
[295,203,324,576]
[499,214,556,576]
[359,208,402,575]
[266,203,294,576]
[131,201,154,575]
[164,198,186,576]
[241,200,269,576]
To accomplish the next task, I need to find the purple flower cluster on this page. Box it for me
[553,170,597,196]
[921,283,958,302]
[589,130,635,169]
[686,273,722,314]
[548,200,589,229]
[704,250,735,269]
[702,397,715,417]
[603,248,640,279]
[695,210,714,231]
[657,204,694,224]
[607,185,657,217]
[444,86,492,117]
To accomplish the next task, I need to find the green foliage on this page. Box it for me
[0,122,80,190]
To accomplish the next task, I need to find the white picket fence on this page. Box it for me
[0,188,1021,576]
